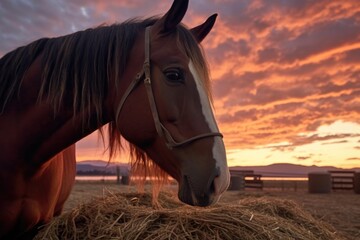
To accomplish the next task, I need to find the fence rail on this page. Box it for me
[329,171,355,190]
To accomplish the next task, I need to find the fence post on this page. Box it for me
[308,172,331,193]
[354,172,360,194]
[116,166,120,184]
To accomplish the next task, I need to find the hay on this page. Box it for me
[35,192,342,240]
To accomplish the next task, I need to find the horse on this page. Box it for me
[0,0,230,238]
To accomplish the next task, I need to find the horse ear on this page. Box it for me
[191,14,217,43]
[153,0,189,33]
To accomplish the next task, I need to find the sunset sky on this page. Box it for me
[1,0,359,168]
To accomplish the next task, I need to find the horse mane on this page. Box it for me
[0,18,212,193]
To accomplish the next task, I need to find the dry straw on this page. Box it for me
[35,192,342,240]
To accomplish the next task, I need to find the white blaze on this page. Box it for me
[188,61,230,196]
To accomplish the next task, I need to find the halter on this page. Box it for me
[116,26,223,148]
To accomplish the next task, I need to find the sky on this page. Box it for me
[1,0,359,168]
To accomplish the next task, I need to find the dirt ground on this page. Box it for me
[64,182,360,240]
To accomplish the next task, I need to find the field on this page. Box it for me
[64,181,360,239]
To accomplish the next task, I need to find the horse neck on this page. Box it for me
[4,54,113,168]
[2,27,145,168]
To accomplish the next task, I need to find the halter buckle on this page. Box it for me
[144,78,151,84]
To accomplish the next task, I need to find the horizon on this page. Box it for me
[1,1,359,168]
[76,158,360,170]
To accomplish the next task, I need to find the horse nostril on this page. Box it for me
[209,178,216,194]
[212,167,230,196]
[210,167,220,188]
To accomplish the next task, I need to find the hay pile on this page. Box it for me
[35,192,341,240]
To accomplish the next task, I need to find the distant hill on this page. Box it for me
[76,160,129,175]
[76,161,359,177]
[77,160,129,167]
[230,163,360,177]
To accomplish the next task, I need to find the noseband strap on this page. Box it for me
[116,26,223,148]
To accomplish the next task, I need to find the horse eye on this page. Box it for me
[164,69,184,83]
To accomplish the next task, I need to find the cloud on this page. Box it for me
[261,133,360,152]
[213,71,263,100]
[321,140,348,145]
[257,47,280,63]
[279,18,360,64]
[208,38,251,64]
[312,160,322,165]
[0,0,173,56]
[294,155,312,161]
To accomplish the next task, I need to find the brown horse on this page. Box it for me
[0,0,230,238]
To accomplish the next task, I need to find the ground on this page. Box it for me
[64,181,360,239]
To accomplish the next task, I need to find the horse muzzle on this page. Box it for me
[178,167,229,207]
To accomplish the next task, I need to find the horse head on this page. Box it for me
[116,0,230,206]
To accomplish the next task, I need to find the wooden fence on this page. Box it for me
[328,171,355,190]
